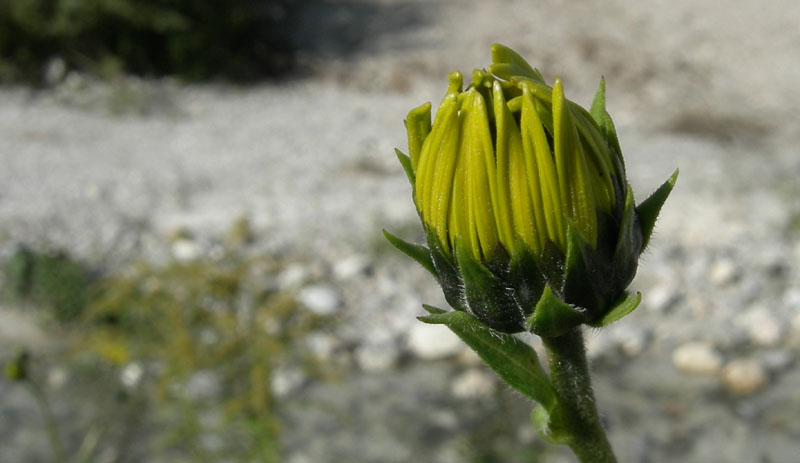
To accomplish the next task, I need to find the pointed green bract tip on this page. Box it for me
[636,169,679,251]
[590,77,607,128]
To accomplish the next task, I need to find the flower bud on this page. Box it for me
[387,44,677,336]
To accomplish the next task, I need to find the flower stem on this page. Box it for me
[24,380,68,463]
[542,328,616,463]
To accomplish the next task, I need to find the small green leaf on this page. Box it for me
[394,149,415,186]
[527,285,588,338]
[636,169,679,251]
[418,309,557,409]
[588,291,641,328]
[382,229,436,277]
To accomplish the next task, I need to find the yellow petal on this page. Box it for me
[521,83,563,249]
[405,102,432,171]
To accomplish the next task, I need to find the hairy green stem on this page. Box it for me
[542,328,616,463]
[25,380,68,463]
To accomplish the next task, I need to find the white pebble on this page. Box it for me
[120,362,143,389]
[720,359,768,396]
[271,368,305,398]
[647,284,679,313]
[298,285,342,316]
[333,254,370,280]
[171,239,202,261]
[709,258,738,286]
[610,324,651,357]
[735,308,783,347]
[451,368,495,399]
[406,322,462,360]
[672,342,723,375]
[277,263,310,289]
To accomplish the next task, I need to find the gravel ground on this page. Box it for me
[2,0,800,462]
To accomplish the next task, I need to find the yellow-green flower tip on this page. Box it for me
[410,54,621,260]
[390,45,676,334]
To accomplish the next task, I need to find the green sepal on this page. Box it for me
[612,186,641,288]
[382,229,436,277]
[455,240,524,333]
[394,148,415,187]
[426,228,468,312]
[561,222,598,312]
[589,77,607,130]
[526,285,588,338]
[588,77,624,165]
[588,291,641,328]
[422,304,447,315]
[419,306,558,409]
[538,240,566,289]
[531,403,571,445]
[636,169,679,251]
[508,238,546,319]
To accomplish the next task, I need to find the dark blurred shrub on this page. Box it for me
[0,0,298,83]
[3,246,90,321]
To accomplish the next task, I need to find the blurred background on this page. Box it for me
[1,0,799,462]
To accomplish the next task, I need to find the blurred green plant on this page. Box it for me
[2,230,332,462]
[0,0,298,83]
[3,246,91,321]
[80,252,328,461]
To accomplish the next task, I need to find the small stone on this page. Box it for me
[721,359,768,396]
[184,370,222,400]
[451,368,495,399]
[271,368,305,398]
[647,284,679,313]
[407,322,462,360]
[736,308,783,347]
[333,254,371,280]
[760,349,793,373]
[298,285,342,316]
[782,287,800,310]
[585,332,615,363]
[672,342,723,375]
[710,258,738,286]
[305,333,340,361]
[354,330,399,372]
[610,324,651,357]
[277,263,309,289]
[47,367,68,389]
[120,362,143,389]
[171,238,202,261]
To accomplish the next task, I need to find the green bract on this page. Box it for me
[387,44,677,335]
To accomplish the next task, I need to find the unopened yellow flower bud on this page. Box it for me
[387,44,677,335]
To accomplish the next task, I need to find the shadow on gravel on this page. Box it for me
[292,0,434,59]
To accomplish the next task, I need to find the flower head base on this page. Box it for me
[387,44,677,335]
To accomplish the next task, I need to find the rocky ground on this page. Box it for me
[2,0,800,462]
